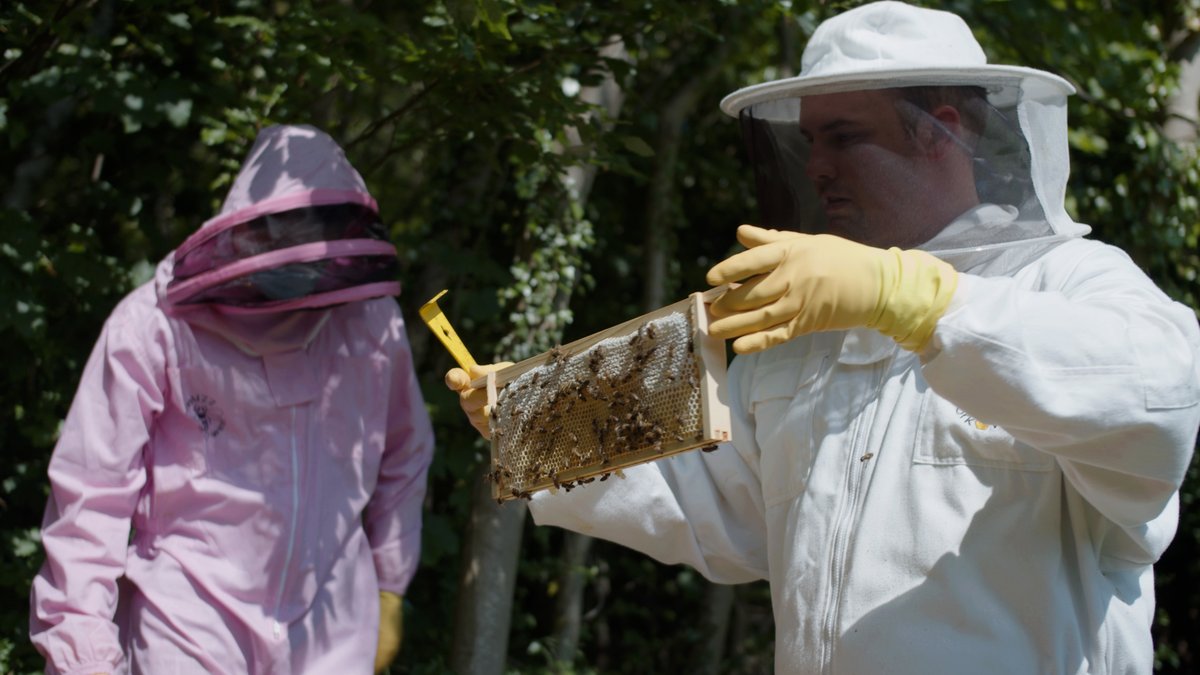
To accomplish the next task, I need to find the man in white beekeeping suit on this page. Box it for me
[446,2,1200,673]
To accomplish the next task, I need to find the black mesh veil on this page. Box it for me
[736,84,1057,250]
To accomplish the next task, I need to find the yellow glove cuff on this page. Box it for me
[871,248,958,352]
[375,591,404,673]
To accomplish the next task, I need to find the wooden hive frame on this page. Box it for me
[478,287,730,502]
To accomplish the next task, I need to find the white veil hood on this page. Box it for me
[722,1,1089,258]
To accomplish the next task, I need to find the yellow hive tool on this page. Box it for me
[419,290,478,371]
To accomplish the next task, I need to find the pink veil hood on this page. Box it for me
[159,124,401,355]
[180,123,380,254]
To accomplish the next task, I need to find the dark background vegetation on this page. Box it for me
[2,1,1198,673]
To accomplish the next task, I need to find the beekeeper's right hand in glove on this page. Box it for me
[707,225,958,354]
[445,362,514,439]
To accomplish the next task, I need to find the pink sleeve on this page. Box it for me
[29,292,167,675]
[363,307,434,595]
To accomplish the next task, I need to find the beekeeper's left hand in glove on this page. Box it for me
[374,591,404,674]
[706,225,958,354]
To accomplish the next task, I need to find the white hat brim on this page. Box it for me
[720,64,1075,117]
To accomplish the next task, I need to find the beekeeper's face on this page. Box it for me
[799,89,964,249]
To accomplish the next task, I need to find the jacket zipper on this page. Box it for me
[272,405,301,639]
[819,356,891,674]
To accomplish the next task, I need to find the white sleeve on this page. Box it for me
[923,242,1200,538]
[528,356,769,584]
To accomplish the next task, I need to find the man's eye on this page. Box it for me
[831,132,864,147]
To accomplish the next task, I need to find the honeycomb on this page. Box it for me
[486,292,729,501]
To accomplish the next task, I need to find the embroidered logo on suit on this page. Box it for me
[956,407,993,431]
[186,394,226,437]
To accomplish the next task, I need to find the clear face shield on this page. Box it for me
[167,202,400,312]
[738,84,1057,252]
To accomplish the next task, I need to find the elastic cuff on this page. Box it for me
[61,662,120,675]
[886,249,959,352]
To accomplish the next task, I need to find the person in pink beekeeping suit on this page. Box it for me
[29,124,434,675]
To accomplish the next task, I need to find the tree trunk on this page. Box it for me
[696,582,736,674]
[640,45,729,310]
[1165,31,1200,143]
[443,146,529,675]
[639,45,741,667]
[548,38,630,668]
[549,531,595,665]
[450,482,528,675]
[453,38,629,674]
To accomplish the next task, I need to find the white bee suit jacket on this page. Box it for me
[530,226,1200,674]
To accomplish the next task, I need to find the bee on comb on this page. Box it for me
[478,289,730,502]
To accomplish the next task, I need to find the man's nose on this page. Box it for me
[805,146,835,184]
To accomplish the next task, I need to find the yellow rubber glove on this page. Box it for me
[374,591,404,674]
[706,225,958,354]
[444,362,514,439]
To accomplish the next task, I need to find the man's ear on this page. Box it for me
[923,104,965,159]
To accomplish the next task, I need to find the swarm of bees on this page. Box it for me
[486,300,729,503]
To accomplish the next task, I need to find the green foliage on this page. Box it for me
[3,1,1199,673]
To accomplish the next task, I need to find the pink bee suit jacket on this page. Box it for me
[29,125,435,675]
